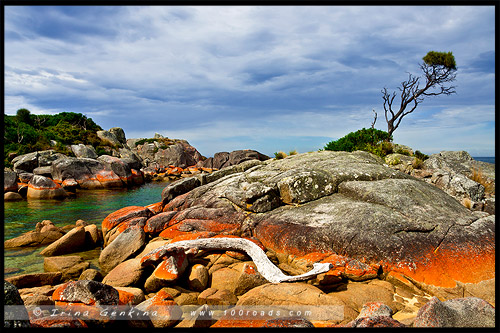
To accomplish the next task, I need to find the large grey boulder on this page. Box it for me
[4,169,18,192]
[27,175,68,200]
[154,142,204,169]
[159,150,494,295]
[109,127,127,145]
[11,150,67,172]
[4,280,31,328]
[423,151,495,202]
[198,149,269,170]
[71,144,98,159]
[97,130,122,147]
[51,157,126,189]
[12,151,39,172]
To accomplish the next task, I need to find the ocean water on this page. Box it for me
[473,157,495,164]
[4,181,170,277]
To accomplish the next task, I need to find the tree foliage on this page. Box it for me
[4,110,104,167]
[382,51,457,137]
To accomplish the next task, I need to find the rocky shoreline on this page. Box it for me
[4,128,270,202]
[4,149,495,328]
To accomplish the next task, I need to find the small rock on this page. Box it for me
[187,264,209,291]
[4,191,23,201]
[114,286,145,305]
[78,269,103,282]
[205,289,238,306]
[102,258,145,287]
[197,287,218,305]
[144,250,189,293]
[52,280,120,306]
[135,289,182,328]
[413,296,495,327]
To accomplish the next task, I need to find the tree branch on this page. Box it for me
[141,237,333,283]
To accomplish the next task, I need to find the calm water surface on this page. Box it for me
[4,181,170,277]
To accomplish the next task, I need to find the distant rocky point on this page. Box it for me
[3,127,269,201]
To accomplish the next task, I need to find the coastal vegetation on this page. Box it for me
[4,109,105,167]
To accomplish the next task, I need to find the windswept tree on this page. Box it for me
[382,51,457,137]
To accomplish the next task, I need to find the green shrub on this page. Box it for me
[414,150,429,161]
[412,158,425,169]
[394,148,411,156]
[324,128,392,157]
[274,151,287,159]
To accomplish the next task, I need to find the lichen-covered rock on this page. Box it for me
[135,289,182,327]
[161,177,200,204]
[210,262,268,296]
[101,205,152,244]
[144,250,189,292]
[101,150,495,302]
[413,296,495,327]
[187,264,209,291]
[52,280,120,306]
[27,175,68,200]
[144,211,178,234]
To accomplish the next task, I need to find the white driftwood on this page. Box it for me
[141,237,333,283]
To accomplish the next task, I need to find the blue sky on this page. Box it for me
[4,6,495,157]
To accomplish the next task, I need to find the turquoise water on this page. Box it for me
[4,181,170,277]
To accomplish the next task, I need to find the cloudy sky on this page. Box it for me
[4,6,495,157]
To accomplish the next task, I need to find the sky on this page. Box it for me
[4,5,495,157]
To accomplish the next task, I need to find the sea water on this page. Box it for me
[473,157,495,164]
[4,181,169,277]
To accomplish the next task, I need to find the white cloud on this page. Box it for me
[4,6,495,156]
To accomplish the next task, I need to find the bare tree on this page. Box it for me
[382,51,457,137]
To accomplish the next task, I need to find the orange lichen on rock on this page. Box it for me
[382,241,495,288]
[117,289,137,305]
[146,201,164,215]
[95,170,123,188]
[102,206,151,233]
[159,219,239,239]
[152,251,189,281]
[168,231,217,243]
